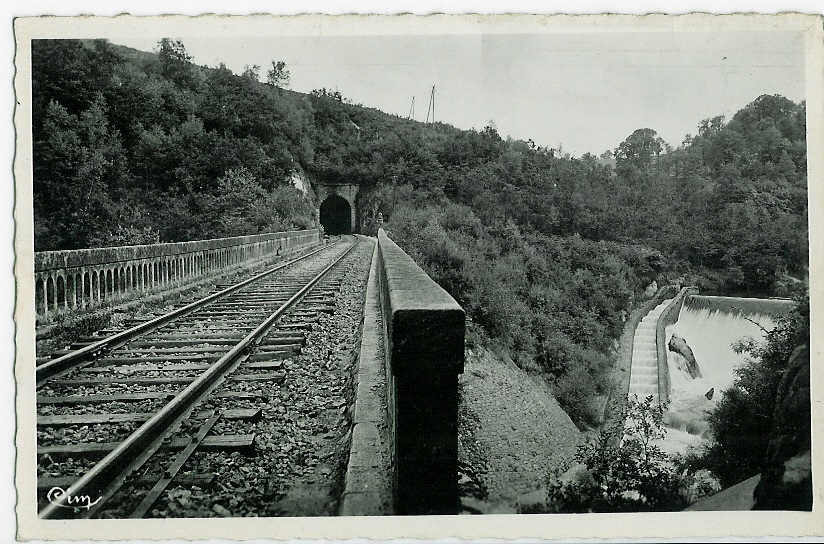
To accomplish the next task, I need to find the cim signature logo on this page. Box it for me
[46,487,102,510]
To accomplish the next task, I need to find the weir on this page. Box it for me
[660,294,794,453]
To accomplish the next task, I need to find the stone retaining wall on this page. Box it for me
[375,228,465,514]
[34,230,320,320]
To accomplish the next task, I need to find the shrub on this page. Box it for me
[543,395,690,512]
[89,225,160,247]
[49,310,113,343]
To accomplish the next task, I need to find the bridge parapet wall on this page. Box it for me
[375,228,464,514]
[34,229,320,321]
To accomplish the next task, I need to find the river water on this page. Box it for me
[659,296,785,456]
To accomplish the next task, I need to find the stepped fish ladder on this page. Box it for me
[628,298,672,403]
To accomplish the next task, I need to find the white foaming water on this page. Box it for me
[661,303,776,455]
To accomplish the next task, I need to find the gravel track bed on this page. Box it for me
[96,482,153,518]
[38,421,141,447]
[38,399,166,416]
[42,362,218,382]
[208,420,259,435]
[39,383,184,397]
[138,239,373,518]
[37,457,100,478]
[199,397,262,411]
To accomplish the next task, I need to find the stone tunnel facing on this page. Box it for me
[320,194,352,235]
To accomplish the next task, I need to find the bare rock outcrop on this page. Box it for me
[753,346,811,510]
[668,334,702,379]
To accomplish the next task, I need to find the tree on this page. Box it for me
[157,38,194,86]
[242,64,261,82]
[614,128,666,173]
[35,94,131,249]
[266,60,290,88]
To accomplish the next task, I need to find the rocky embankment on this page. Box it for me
[457,345,582,513]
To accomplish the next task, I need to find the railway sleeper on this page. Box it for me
[256,342,302,351]
[38,433,257,458]
[51,371,286,386]
[107,347,231,355]
[191,311,273,317]
[125,339,244,348]
[94,354,220,364]
[209,300,288,306]
[37,390,266,405]
[248,351,295,362]
[147,332,248,341]
[110,339,303,351]
[154,329,303,339]
[81,360,284,374]
[37,408,262,427]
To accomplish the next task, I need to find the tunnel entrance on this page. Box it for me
[320,194,352,235]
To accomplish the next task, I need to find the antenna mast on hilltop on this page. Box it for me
[407,96,415,120]
[424,84,436,123]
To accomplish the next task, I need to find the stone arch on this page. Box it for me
[65,274,74,307]
[57,275,66,309]
[106,269,114,298]
[46,276,55,311]
[74,272,82,306]
[84,271,92,304]
[91,270,99,301]
[35,277,45,315]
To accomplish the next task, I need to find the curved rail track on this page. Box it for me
[36,237,361,518]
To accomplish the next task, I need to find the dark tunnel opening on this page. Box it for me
[320,194,352,235]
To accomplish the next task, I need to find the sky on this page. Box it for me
[115,30,804,156]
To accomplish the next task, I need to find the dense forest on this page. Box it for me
[32,39,809,429]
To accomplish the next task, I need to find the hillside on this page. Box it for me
[32,38,809,429]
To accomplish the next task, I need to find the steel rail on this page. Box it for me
[39,240,358,519]
[36,241,334,386]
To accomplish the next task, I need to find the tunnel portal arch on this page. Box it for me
[320,194,353,235]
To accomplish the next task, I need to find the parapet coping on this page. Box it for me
[376,229,463,314]
[340,238,393,516]
[35,229,320,271]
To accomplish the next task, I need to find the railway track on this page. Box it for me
[36,237,365,518]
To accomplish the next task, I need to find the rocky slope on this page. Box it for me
[457,345,582,513]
